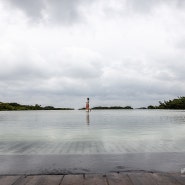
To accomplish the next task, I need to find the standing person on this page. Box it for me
[86,97,90,112]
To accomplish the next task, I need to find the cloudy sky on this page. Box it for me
[0,0,185,108]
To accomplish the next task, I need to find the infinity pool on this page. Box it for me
[0,110,185,174]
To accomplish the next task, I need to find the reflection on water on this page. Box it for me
[86,112,90,125]
[0,110,185,155]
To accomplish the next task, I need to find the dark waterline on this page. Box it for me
[0,153,185,175]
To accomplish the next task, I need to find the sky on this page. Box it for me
[0,0,185,109]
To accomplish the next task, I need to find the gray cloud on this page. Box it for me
[3,0,89,24]
[44,0,83,24]
[127,0,162,13]
[0,0,185,108]
[3,0,185,24]
[3,0,44,19]
[127,0,185,13]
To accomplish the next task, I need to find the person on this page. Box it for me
[86,98,90,112]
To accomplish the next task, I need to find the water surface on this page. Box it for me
[0,110,185,174]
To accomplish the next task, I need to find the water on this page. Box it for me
[0,109,185,174]
[0,110,185,154]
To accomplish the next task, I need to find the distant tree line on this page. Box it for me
[1,97,185,111]
[91,106,133,110]
[0,102,74,111]
[147,96,185,109]
[79,106,133,110]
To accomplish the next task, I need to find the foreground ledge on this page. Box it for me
[0,172,185,185]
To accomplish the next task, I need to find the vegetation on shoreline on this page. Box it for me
[80,97,185,110]
[1,96,185,111]
[91,106,133,110]
[79,106,133,110]
[0,102,74,111]
[147,96,185,109]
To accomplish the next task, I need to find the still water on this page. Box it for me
[0,110,185,174]
[0,110,185,154]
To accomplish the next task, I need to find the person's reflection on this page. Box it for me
[86,112,90,125]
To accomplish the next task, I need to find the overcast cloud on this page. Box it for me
[0,0,185,108]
